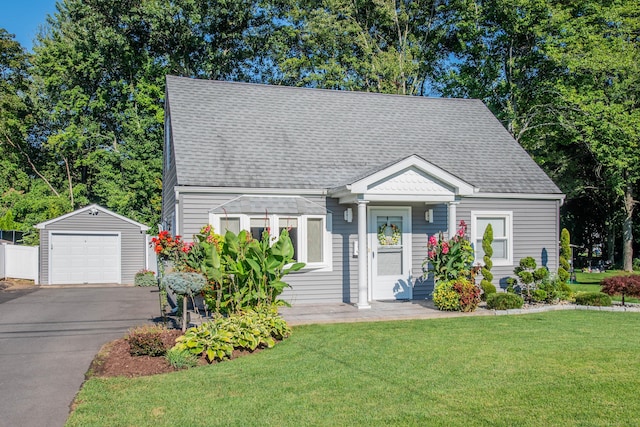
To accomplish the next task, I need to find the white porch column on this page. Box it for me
[448,201,459,238]
[357,200,371,309]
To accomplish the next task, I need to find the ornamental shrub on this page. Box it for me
[531,289,548,302]
[453,278,481,312]
[127,324,168,357]
[432,281,460,311]
[558,228,571,282]
[172,304,291,363]
[162,272,207,296]
[480,222,494,281]
[600,274,640,305]
[134,269,157,287]
[480,281,497,301]
[486,293,524,310]
[574,292,612,307]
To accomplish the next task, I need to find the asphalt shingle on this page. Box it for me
[166,76,561,195]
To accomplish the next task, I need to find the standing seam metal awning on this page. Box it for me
[209,196,330,215]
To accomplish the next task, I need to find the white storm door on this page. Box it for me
[370,208,412,300]
[50,233,120,284]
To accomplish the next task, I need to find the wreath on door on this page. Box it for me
[378,223,401,245]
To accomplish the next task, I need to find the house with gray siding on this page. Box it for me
[36,204,150,285]
[163,76,564,307]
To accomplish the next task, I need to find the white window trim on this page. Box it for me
[209,212,333,272]
[471,211,513,267]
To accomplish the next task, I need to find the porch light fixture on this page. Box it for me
[344,207,353,223]
[425,209,434,223]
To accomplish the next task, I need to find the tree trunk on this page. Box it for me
[623,184,635,272]
[607,222,615,266]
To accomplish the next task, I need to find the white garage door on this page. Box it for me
[50,233,121,284]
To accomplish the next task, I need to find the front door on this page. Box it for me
[370,208,412,300]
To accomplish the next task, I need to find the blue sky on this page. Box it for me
[1,0,58,51]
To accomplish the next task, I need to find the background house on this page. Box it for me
[163,76,564,306]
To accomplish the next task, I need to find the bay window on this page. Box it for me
[210,213,332,270]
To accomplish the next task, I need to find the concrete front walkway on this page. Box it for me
[0,286,161,427]
[279,299,640,326]
[279,299,494,325]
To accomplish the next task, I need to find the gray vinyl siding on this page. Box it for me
[176,192,560,303]
[178,192,351,304]
[39,212,147,285]
[457,198,561,290]
[411,203,448,299]
[162,111,178,232]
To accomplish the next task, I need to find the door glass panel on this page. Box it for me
[378,248,403,276]
[377,216,402,246]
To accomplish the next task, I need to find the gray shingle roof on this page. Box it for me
[166,76,561,194]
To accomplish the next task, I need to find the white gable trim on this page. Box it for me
[35,204,149,231]
[330,155,476,203]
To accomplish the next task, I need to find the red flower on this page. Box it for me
[441,242,450,254]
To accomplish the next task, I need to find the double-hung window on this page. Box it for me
[471,211,513,266]
[212,213,332,271]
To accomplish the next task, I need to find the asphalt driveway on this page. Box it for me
[0,286,161,427]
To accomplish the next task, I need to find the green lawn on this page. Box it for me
[572,270,639,303]
[67,311,640,427]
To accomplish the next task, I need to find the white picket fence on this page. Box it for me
[0,244,39,284]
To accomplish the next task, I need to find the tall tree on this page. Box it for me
[267,0,446,94]
[30,0,266,229]
[544,0,640,270]
[0,29,71,243]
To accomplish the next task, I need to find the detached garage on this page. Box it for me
[36,204,150,285]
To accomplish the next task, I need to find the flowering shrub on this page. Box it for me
[432,281,460,311]
[423,220,474,282]
[150,230,190,266]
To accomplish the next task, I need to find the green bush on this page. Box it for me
[574,292,612,307]
[172,305,291,363]
[432,281,460,311]
[134,269,157,287]
[531,289,548,302]
[486,293,524,310]
[165,347,199,369]
[558,228,571,282]
[480,280,497,301]
[127,324,167,357]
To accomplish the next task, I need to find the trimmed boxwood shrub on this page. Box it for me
[486,293,524,310]
[574,292,612,307]
[480,281,497,301]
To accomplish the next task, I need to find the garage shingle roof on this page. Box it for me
[166,76,561,195]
